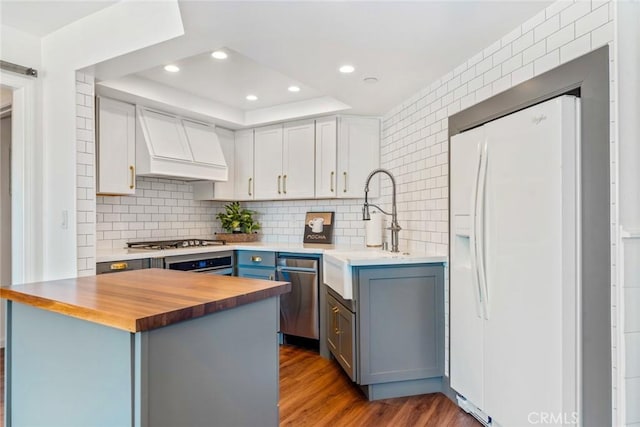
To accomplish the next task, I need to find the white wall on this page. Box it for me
[37,0,184,280]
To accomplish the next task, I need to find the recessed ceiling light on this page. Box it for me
[164,64,180,73]
[211,50,228,60]
[246,94,258,101]
[363,77,379,84]
[339,65,355,74]
[288,86,300,92]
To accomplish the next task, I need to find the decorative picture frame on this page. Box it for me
[303,211,335,244]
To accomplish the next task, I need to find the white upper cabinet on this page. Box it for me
[254,124,284,199]
[282,120,316,199]
[254,121,315,200]
[234,129,255,200]
[96,97,136,195]
[337,117,380,198]
[315,116,338,198]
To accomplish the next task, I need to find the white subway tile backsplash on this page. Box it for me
[534,49,561,74]
[534,14,560,42]
[560,33,592,62]
[560,0,592,27]
[576,4,610,36]
[522,39,547,64]
[547,24,576,51]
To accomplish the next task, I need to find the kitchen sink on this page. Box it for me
[322,249,447,300]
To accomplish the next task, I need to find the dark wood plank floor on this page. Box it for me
[0,346,478,427]
[280,345,480,427]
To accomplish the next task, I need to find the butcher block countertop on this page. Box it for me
[0,269,291,333]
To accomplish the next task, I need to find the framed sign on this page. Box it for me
[303,212,335,244]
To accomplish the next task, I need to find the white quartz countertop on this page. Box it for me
[97,242,448,264]
[322,248,447,266]
[97,242,346,263]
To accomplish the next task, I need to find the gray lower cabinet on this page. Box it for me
[327,293,356,381]
[236,250,276,280]
[326,263,444,400]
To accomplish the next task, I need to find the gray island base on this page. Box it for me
[2,270,288,427]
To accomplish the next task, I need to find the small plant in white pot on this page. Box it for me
[215,202,261,242]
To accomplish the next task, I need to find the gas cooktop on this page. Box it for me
[126,239,226,250]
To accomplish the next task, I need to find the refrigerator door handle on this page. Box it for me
[476,140,490,319]
[470,140,485,318]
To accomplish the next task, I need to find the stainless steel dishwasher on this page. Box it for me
[277,254,320,340]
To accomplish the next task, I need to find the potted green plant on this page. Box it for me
[215,202,261,242]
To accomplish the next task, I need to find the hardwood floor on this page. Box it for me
[280,345,480,427]
[0,346,478,426]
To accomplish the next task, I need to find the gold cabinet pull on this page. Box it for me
[277,175,282,194]
[283,174,287,194]
[343,171,347,193]
[129,165,135,190]
[330,171,335,192]
[110,262,128,271]
[251,256,262,263]
[248,177,253,196]
[332,306,340,334]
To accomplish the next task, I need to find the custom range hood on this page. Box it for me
[136,106,228,181]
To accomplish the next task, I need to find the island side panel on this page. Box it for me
[6,301,134,427]
[141,297,279,427]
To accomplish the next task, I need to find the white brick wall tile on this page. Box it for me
[502,26,522,45]
[483,65,502,85]
[560,33,591,63]
[522,39,547,64]
[492,44,512,65]
[483,39,502,57]
[502,53,523,75]
[534,49,561,74]
[547,24,575,51]
[545,0,574,18]
[591,21,614,49]
[560,0,592,27]
[534,14,560,42]
[475,56,493,74]
[513,30,535,54]
[576,4,610,37]
[492,74,512,95]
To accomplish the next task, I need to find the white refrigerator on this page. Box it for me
[449,96,581,427]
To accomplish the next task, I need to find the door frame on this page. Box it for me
[1,70,42,285]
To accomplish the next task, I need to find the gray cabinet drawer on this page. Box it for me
[96,258,150,274]
[236,251,276,267]
[237,267,275,281]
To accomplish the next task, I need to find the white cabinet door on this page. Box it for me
[282,120,315,199]
[337,117,380,198]
[234,129,255,200]
[96,97,136,195]
[254,125,283,200]
[315,116,337,198]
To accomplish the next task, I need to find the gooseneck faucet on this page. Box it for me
[362,168,401,253]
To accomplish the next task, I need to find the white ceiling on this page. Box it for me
[2,1,553,126]
[0,1,116,37]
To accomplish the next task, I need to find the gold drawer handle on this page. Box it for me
[129,165,135,190]
[330,171,335,192]
[251,256,262,262]
[110,262,128,271]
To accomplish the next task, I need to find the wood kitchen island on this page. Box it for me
[0,269,290,427]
